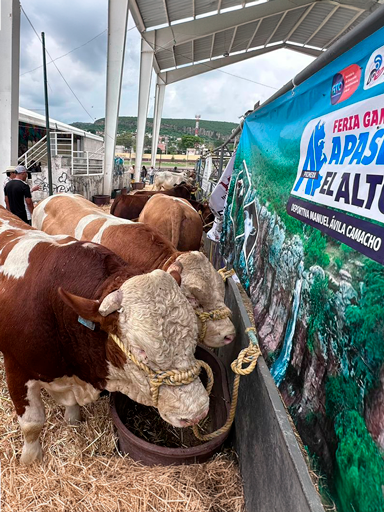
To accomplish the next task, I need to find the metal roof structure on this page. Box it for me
[131,0,380,83]
[124,0,381,178]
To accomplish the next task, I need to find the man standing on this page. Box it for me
[4,165,34,224]
[3,166,17,187]
[148,166,155,185]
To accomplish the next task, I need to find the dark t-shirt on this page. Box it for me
[4,179,31,223]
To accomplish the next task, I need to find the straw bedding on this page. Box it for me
[0,355,244,512]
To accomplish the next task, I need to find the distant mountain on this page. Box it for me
[71,116,238,143]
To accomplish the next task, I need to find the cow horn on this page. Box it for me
[99,289,123,317]
[167,261,183,286]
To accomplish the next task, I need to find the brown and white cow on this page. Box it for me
[33,194,235,348]
[139,194,203,251]
[0,208,209,464]
[110,183,195,221]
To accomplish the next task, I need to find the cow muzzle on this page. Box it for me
[195,307,235,347]
[109,334,213,407]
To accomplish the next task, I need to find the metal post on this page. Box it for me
[0,0,20,206]
[151,76,166,168]
[134,36,155,182]
[42,32,53,196]
[103,0,130,195]
[218,145,224,179]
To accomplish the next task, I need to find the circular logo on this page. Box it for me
[331,73,344,105]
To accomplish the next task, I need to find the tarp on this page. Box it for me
[222,25,384,512]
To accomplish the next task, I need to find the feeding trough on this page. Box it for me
[92,194,110,206]
[110,344,231,465]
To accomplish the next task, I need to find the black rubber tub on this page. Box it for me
[110,345,231,465]
[93,194,110,206]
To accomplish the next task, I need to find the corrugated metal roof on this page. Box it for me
[131,0,379,74]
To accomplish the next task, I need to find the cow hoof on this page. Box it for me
[64,404,82,424]
[20,440,42,465]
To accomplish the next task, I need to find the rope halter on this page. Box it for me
[195,267,235,343]
[109,333,214,406]
[195,308,232,343]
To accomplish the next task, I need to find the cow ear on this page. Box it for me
[58,288,102,323]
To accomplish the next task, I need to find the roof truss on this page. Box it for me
[129,0,378,83]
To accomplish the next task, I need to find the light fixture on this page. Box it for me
[223,51,229,57]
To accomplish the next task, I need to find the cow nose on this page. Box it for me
[179,407,209,427]
[223,334,235,345]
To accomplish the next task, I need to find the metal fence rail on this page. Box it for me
[18,132,104,176]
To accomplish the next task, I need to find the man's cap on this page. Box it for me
[15,165,27,174]
[2,166,17,173]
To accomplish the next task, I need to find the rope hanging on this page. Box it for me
[192,326,261,441]
[109,333,214,406]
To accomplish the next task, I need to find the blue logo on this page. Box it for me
[294,121,327,196]
[331,73,344,105]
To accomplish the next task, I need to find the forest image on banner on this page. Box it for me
[221,26,384,512]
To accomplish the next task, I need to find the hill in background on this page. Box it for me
[71,116,238,144]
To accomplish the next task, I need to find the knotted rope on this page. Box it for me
[195,308,232,343]
[109,334,214,406]
[194,267,235,343]
[218,267,235,282]
[192,327,261,441]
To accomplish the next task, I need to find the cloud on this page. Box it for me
[19,1,314,126]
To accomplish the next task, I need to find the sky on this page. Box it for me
[19,0,315,126]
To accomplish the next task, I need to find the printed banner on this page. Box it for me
[290,95,384,253]
[221,24,384,512]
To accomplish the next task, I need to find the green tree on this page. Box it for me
[116,132,133,149]
[334,410,384,512]
[180,135,203,150]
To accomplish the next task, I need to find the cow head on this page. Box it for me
[59,269,209,428]
[173,252,236,348]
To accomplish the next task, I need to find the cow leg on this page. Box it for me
[64,404,81,424]
[4,356,45,465]
[43,387,82,424]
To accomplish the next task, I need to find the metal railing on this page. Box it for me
[72,150,103,176]
[18,132,104,176]
[18,135,48,169]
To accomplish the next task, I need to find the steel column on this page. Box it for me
[103,0,129,195]
[150,76,166,168]
[0,0,20,206]
[134,36,154,182]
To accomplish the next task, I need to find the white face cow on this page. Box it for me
[97,270,210,427]
[175,252,236,348]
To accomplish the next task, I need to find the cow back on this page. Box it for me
[139,195,203,251]
[33,194,177,272]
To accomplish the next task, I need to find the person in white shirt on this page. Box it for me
[148,166,155,185]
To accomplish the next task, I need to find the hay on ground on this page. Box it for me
[0,355,244,512]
